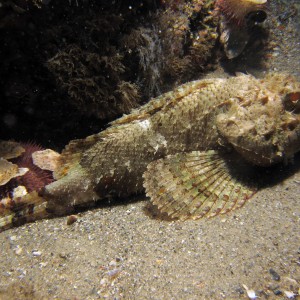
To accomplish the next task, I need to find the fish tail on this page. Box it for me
[0,191,49,232]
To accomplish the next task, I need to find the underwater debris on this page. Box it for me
[283,290,296,299]
[0,158,27,186]
[0,141,28,186]
[242,284,257,299]
[32,149,60,172]
[1,73,300,230]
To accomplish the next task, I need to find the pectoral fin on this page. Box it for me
[143,150,257,220]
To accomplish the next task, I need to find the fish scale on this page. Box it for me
[1,73,300,230]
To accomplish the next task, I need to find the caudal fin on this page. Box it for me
[0,191,49,232]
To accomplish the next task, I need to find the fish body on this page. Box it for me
[45,77,232,211]
[1,73,300,229]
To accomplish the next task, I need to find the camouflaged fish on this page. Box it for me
[1,73,300,231]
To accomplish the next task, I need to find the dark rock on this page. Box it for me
[273,289,283,296]
[269,268,280,281]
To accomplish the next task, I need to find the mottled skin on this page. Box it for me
[1,73,300,230]
[43,73,300,215]
[45,78,229,213]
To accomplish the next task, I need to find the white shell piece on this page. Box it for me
[32,149,61,171]
[13,186,28,198]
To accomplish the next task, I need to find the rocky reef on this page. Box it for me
[0,0,268,147]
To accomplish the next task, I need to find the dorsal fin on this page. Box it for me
[55,79,218,178]
[109,79,218,127]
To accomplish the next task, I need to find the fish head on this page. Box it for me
[216,74,300,166]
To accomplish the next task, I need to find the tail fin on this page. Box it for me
[0,191,49,232]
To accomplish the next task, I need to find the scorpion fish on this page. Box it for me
[1,73,300,231]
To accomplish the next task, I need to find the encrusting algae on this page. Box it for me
[1,73,300,231]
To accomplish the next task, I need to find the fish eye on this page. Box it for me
[283,92,300,113]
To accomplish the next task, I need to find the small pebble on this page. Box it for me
[242,284,257,299]
[39,262,48,267]
[100,278,108,285]
[107,268,120,277]
[32,250,42,256]
[269,268,280,281]
[109,260,117,267]
[59,252,68,259]
[67,215,77,225]
[14,246,22,255]
[284,291,295,299]
[273,289,282,296]
[236,287,244,295]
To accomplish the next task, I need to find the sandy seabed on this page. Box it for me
[0,161,299,299]
[0,0,299,299]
